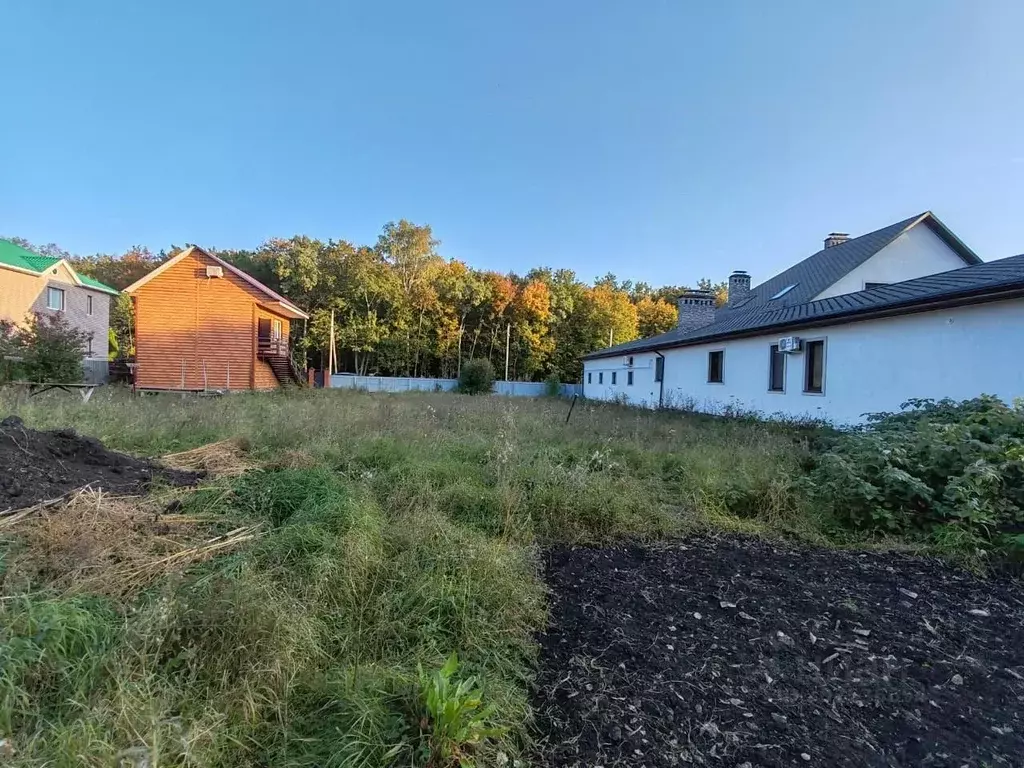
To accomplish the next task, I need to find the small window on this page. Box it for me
[47,287,65,311]
[86,335,93,356]
[770,284,797,300]
[611,371,617,385]
[272,319,283,340]
[654,356,664,382]
[598,372,603,384]
[627,355,634,367]
[86,295,94,315]
[627,371,634,386]
[768,344,785,392]
[587,372,592,384]
[864,282,888,290]
[707,350,724,383]
[804,340,825,394]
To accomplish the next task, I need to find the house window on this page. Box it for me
[272,319,283,340]
[770,284,797,300]
[611,371,617,385]
[804,339,825,394]
[86,335,93,356]
[87,295,94,315]
[707,350,724,383]
[627,356,634,367]
[864,282,888,290]
[47,287,65,311]
[655,356,664,382]
[587,372,592,384]
[627,371,634,386]
[768,344,785,392]
[599,372,603,384]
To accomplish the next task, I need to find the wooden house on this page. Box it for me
[124,246,308,391]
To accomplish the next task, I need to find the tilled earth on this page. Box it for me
[532,537,1024,767]
[0,415,198,510]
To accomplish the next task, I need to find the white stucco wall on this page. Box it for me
[815,224,969,299]
[583,298,1024,425]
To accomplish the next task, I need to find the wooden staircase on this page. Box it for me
[258,337,304,388]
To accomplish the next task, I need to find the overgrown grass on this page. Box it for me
[0,388,829,765]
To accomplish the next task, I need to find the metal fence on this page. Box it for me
[328,374,580,398]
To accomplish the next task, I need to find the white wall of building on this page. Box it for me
[583,298,1024,424]
[815,224,968,300]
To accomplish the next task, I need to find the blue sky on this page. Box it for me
[3,1,1023,287]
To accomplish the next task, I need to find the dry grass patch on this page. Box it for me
[162,437,254,477]
[1,488,260,597]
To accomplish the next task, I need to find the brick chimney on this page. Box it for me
[727,270,751,305]
[676,289,716,332]
[824,232,850,248]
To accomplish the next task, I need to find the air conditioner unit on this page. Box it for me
[778,336,802,353]
[205,265,224,278]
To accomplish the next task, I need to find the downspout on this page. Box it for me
[655,351,665,409]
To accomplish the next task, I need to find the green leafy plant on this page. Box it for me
[543,373,562,398]
[16,312,92,383]
[416,653,505,767]
[807,396,1024,555]
[457,359,495,395]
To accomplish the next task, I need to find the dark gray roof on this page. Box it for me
[719,211,980,314]
[585,253,1024,360]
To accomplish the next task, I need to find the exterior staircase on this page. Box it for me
[257,337,304,388]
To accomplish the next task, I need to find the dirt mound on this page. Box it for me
[533,537,1024,767]
[0,415,199,511]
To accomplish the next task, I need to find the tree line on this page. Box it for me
[10,222,727,381]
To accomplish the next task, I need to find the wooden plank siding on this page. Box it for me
[132,249,290,390]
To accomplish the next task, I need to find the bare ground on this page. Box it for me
[532,536,1024,767]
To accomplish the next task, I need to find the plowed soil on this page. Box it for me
[0,415,198,510]
[533,537,1024,767]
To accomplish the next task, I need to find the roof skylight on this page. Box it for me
[770,284,797,299]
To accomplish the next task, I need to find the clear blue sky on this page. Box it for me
[3,1,1023,287]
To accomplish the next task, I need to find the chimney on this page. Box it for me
[676,289,716,332]
[824,232,850,249]
[727,270,751,305]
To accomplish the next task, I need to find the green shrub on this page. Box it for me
[457,359,495,395]
[544,373,562,398]
[807,396,1024,552]
[16,312,92,383]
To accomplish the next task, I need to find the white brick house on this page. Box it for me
[582,212,1024,425]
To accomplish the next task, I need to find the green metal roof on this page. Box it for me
[0,239,118,295]
[76,272,119,295]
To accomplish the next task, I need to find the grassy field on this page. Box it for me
[0,389,830,766]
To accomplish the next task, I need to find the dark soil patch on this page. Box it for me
[0,415,199,510]
[533,536,1024,767]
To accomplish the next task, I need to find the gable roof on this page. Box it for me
[123,246,309,320]
[0,239,119,295]
[584,253,1024,360]
[719,211,981,315]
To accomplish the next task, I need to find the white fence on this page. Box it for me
[329,374,581,398]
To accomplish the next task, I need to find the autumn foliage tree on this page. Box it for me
[11,223,728,382]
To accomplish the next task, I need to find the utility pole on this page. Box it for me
[609,328,614,347]
[328,310,336,375]
[505,322,511,381]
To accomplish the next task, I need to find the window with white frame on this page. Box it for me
[587,372,592,384]
[804,339,825,394]
[627,371,634,386]
[707,350,724,383]
[768,344,785,392]
[87,295,94,315]
[611,371,617,385]
[47,287,65,311]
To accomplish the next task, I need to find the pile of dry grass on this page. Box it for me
[162,437,254,477]
[0,488,260,596]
